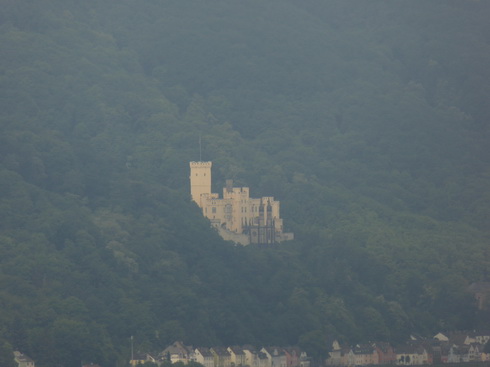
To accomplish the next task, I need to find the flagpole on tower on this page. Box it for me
[199,134,202,161]
[131,335,134,362]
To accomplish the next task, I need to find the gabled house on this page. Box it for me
[440,343,451,364]
[446,341,484,363]
[261,347,287,367]
[284,347,300,367]
[433,333,449,342]
[228,346,246,367]
[327,344,355,367]
[413,345,429,365]
[195,347,215,367]
[298,350,309,367]
[395,344,429,365]
[447,345,470,363]
[353,344,378,366]
[343,348,355,367]
[161,341,194,364]
[468,343,482,362]
[408,339,434,365]
[426,339,443,364]
[14,352,34,367]
[242,346,259,367]
[373,342,396,365]
[257,351,270,367]
[468,330,490,346]
[326,340,343,366]
[449,332,473,346]
[130,352,157,367]
[211,347,232,367]
[282,347,309,367]
[434,330,490,363]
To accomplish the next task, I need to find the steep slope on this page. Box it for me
[1,1,489,366]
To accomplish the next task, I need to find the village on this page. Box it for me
[10,330,490,367]
[325,330,490,366]
[124,330,490,367]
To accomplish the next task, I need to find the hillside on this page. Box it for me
[1,1,490,366]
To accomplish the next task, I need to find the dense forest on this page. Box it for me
[1,1,490,366]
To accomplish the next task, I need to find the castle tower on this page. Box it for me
[189,161,212,207]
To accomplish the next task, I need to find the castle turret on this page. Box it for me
[189,161,212,207]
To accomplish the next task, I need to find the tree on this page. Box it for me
[0,340,16,367]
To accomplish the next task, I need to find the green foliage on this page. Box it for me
[1,1,490,366]
[0,340,15,367]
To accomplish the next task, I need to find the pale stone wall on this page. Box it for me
[189,161,292,245]
[190,161,212,207]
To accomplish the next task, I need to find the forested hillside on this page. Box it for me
[1,1,490,366]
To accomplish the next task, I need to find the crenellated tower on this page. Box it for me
[189,161,212,207]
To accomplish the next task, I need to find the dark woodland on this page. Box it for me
[1,1,490,366]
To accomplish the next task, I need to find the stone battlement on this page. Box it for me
[189,161,293,245]
[190,161,212,167]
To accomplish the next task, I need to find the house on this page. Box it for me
[373,342,396,365]
[395,344,428,365]
[298,350,310,367]
[468,343,482,362]
[14,352,34,367]
[439,342,451,364]
[426,339,443,364]
[343,348,355,367]
[242,345,259,367]
[284,347,300,367]
[353,344,378,366]
[326,340,343,366]
[448,332,474,346]
[396,345,416,366]
[258,351,271,367]
[211,347,232,367]
[281,347,308,367]
[160,341,194,364]
[195,347,215,367]
[433,333,449,342]
[408,339,435,365]
[130,352,157,367]
[468,330,490,345]
[228,346,246,367]
[326,344,355,367]
[447,345,470,363]
[261,347,287,367]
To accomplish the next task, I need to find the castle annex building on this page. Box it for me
[190,161,293,245]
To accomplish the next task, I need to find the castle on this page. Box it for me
[190,161,293,245]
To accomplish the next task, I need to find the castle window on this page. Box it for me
[212,207,216,213]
